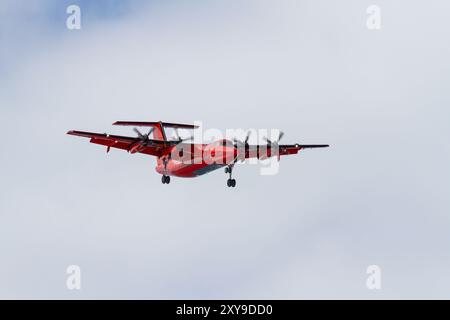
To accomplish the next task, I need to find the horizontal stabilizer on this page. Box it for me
[113,121,199,129]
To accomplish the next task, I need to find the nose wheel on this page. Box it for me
[162,175,170,184]
[225,165,236,187]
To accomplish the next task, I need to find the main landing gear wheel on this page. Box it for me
[162,175,170,184]
[225,165,236,187]
[227,178,236,187]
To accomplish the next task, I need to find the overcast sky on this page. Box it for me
[1,0,450,299]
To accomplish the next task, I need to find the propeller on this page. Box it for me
[262,130,284,145]
[262,130,284,161]
[134,127,154,145]
[232,130,252,149]
[231,131,252,162]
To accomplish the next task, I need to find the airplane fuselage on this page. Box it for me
[155,140,239,178]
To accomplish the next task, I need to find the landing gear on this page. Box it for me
[227,178,236,187]
[162,175,170,184]
[225,165,236,187]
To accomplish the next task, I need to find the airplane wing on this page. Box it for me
[279,144,329,155]
[66,130,173,156]
[245,144,329,159]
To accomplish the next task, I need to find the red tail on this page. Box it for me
[151,122,166,141]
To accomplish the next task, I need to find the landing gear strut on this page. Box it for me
[161,157,171,184]
[225,165,236,187]
[162,175,170,184]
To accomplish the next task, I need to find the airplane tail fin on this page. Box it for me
[113,121,199,141]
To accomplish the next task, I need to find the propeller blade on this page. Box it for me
[232,130,252,150]
[134,128,145,139]
[244,131,251,144]
[263,130,283,145]
[233,138,245,149]
[135,127,154,145]
[263,137,273,145]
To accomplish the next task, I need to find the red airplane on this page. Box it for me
[67,121,329,187]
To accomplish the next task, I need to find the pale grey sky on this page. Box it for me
[1,0,450,299]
